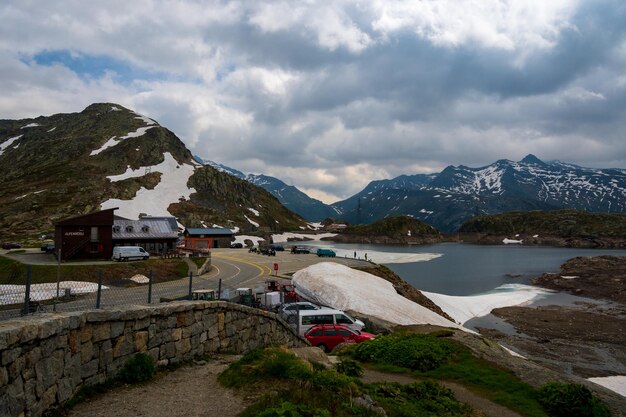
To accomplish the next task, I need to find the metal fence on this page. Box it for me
[0,264,251,321]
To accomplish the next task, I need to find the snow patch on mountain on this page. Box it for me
[101,152,196,219]
[0,135,23,156]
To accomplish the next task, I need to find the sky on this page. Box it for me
[1,1,626,204]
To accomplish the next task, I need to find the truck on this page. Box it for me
[112,246,150,261]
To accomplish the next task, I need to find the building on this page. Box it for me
[112,216,179,253]
[55,208,116,261]
[55,209,180,261]
[181,228,234,251]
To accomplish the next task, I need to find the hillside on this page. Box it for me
[0,104,306,240]
[332,155,626,232]
[458,210,626,247]
[331,215,443,244]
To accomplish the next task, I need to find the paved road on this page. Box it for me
[1,248,370,320]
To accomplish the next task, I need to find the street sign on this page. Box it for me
[273,263,278,275]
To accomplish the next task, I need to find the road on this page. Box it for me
[0,248,370,320]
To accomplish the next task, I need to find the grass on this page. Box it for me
[345,331,549,417]
[190,256,207,269]
[0,255,189,285]
[219,346,476,417]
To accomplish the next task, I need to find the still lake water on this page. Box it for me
[322,242,626,296]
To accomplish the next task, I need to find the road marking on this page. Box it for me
[212,254,273,275]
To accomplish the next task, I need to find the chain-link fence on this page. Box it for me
[0,263,271,321]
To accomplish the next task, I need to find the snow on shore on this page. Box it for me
[271,232,337,243]
[331,248,441,264]
[232,235,266,246]
[588,376,626,398]
[0,281,107,305]
[292,262,465,330]
[423,284,553,324]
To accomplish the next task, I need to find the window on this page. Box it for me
[90,227,98,241]
[339,329,354,336]
[335,314,353,324]
[309,329,323,336]
[324,329,338,336]
[313,315,334,325]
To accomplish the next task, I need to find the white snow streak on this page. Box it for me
[0,135,23,155]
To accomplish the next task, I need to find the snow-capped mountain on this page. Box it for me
[198,158,338,221]
[333,155,626,232]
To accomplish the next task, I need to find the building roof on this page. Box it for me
[113,218,178,240]
[185,227,234,237]
[56,208,117,226]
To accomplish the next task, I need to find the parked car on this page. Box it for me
[304,324,375,352]
[294,308,365,336]
[1,242,21,250]
[112,246,150,261]
[230,242,243,248]
[280,302,321,322]
[291,246,310,254]
[316,248,336,257]
[270,244,284,251]
[40,242,55,252]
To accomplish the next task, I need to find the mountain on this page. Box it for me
[332,154,626,232]
[0,103,306,240]
[199,158,338,221]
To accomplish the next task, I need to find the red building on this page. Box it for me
[181,228,234,251]
[55,208,115,261]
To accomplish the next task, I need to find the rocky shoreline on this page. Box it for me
[476,256,626,382]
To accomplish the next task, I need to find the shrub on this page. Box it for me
[538,382,611,417]
[118,353,155,384]
[335,359,363,377]
[349,333,453,371]
[256,402,331,417]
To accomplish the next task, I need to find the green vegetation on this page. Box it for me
[0,255,188,285]
[538,382,610,417]
[345,331,551,417]
[343,216,440,237]
[219,346,473,417]
[459,209,626,238]
[118,353,156,384]
[190,256,207,269]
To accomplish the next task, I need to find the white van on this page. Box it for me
[112,246,149,261]
[293,308,365,336]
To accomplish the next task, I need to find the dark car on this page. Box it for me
[40,243,55,252]
[304,324,375,352]
[270,244,284,251]
[230,242,243,248]
[291,246,310,254]
[2,242,21,250]
[316,248,336,257]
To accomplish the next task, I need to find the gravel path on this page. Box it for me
[68,356,248,417]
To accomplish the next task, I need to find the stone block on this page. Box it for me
[134,331,149,352]
[35,350,63,395]
[92,323,111,342]
[171,328,182,342]
[135,317,150,330]
[81,341,94,364]
[81,359,98,379]
[112,335,134,358]
[19,324,38,344]
[41,384,57,411]
[8,355,25,380]
[68,330,79,354]
[2,346,21,366]
[57,377,74,403]
[110,321,125,338]
[38,318,60,339]
[175,338,191,355]
[79,325,92,343]
[0,367,7,386]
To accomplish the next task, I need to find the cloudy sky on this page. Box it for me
[1,1,626,203]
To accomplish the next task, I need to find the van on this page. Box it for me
[316,248,336,257]
[293,308,365,336]
[112,246,149,261]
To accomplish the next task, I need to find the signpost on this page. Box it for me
[273,263,278,276]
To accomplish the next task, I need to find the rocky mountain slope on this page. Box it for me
[332,155,626,231]
[200,158,338,221]
[0,104,306,240]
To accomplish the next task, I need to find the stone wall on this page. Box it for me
[0,301,307,417]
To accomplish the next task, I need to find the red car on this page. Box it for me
[304,324,375,352]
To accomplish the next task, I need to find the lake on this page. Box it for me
[317,242,626,296]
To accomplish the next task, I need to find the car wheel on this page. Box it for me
[317,343,328,353]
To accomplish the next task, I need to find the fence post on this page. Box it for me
[218,278,222,300]
[147,270,153,304]
[187,271,193,300]
[96,270,102,309]
[22,265,32,316]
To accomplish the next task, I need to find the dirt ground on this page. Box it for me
[67,356,250,417]
[479,256,626,380]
